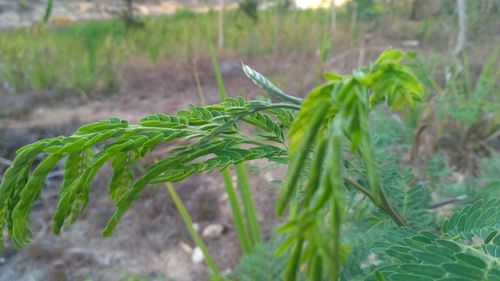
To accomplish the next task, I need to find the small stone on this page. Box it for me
[192,222,201,233]
[264,172,274,182]
[218,193,228,203]
[191,247,204,264]
[401,40,420,48]
[178,240,193,254]
[202,224,226,239]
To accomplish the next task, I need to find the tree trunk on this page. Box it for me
[454,0,467,58]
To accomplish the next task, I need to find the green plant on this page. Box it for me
[0,8,336,96]
[166,182,221,278]
[210,48,262,253]
[232,235,305,281]
[439,49,499,127]
[43,0,54,24]
[1,49,498,281]
[239,0,259,22]
[367,199,500,281]
[410,48,500,178]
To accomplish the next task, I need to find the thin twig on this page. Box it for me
[343,176,375,202]
[0,157,13,166]
[429,195,468,209]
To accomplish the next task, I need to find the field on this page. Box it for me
[0,1,499,281]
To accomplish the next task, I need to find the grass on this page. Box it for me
[2,3,496,99]
[166,183,221,279]
[0,8,334,97]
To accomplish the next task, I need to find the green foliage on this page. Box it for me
[231,140,436,281]
[42,0,53,23]
[0,49,427,281]
[0,22,125,95]
[439,48,500,125]
[415,48,500,177]
[0,96,295,248]
[232,236,305,281]
[273,49,422,280]
[118,0,144,29]
[475,156,500,198]
[348,0,380,21]
[332,125,435,280]
[242,64,302,105]
[167,183,221,278]
[239,0,259,22]
[0,8,332,96]
[366,199,500,281]
[212,51,263,252]
[2,48,497,281]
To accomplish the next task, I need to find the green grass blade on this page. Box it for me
[235,163,262,245]
[43,0,54,23]
[221,168,252,253]
[276,102,330,216]
[211,46,261,249]
[210,46,228,100]
[166,183,221,278]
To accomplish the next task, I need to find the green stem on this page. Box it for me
[288,200,299,219]
[377,189,408,227]
[360,138,408,227]
[329,119,344,281]
[221,168,252,253]
[211,48,262,247]
[165,183,221,278]
[209,46,228,100]
[235,163,262,245]
[199,57,252,254]
[283,238,305,281]
[330,197,341,281]
[211,46,262,249]
[343,176,375,202]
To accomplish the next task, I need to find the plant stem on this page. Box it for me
[283,238,304,281]
[235,163,262,245]
[343,176,375,202]
[330,198,341,281]
[197,55,252,253]
[209,46,227,100]
[345,175,407,227]
[192,57,206,105]
[165,183,221,278]
[360,137,408,227]
[377,190,408,227]
[221,168,252,253]
[211,48,262,247]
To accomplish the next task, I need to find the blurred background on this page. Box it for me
[0,0,499,280]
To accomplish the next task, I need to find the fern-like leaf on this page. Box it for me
[0,97,295,247]
[366,200,500,281]
[231,236,306,281]
[242,64,303,105]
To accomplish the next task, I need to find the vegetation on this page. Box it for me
[0,8,333,96]
[0,1,498,280]
[1,47,498,280]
